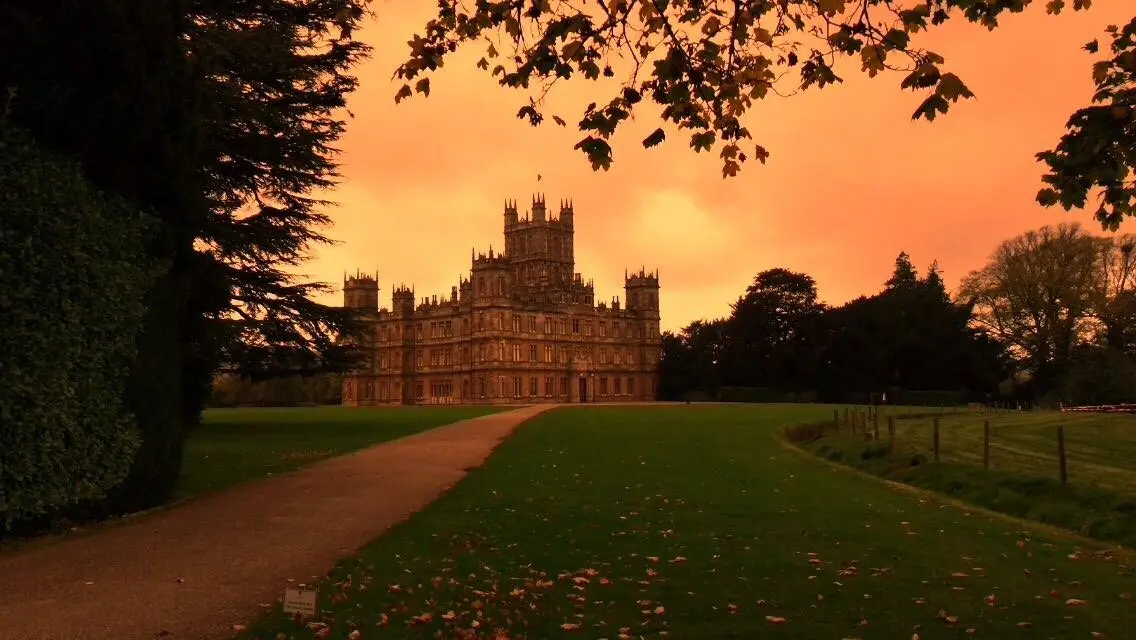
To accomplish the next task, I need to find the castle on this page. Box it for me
[341,195,661,405]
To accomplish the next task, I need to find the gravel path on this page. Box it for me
[0,405,554,640]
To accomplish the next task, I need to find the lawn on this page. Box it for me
[234,405,1135,640]
[882,410,1136,495]
[797,408,1136,547]
[180,405,505,498]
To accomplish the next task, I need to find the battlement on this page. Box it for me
[471,245,510,268]
[344,269,378,287]
[625,267,660,287]
[505,194,574,228]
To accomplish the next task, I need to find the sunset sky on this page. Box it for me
[310,0,1132,332]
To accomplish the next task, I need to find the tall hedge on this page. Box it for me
[0,125,156,526]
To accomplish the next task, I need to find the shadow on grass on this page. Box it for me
[787,422,1136,549]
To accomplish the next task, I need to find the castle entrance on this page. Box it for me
[577,376,588,403]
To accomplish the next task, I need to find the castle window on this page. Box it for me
[585,321,593,337]
[415,382,424,400]
[512,344,522,362]
[599,349,608,365]
[513,377,522,398]
[462,346,470,363]
[559,347,568,363]
[544,317,552,334]
[544,345,553,362]
[512,314,522,332]
[627,348,634,364]
[528,315,537,332]
[477,278,485,295]
[445,320,453,336]
[478,344,486,362]
[529,344,538,362]
[544,376,554,397]
[639,325,646,338]
[497,276,505,294]
[416,323,423,339]
[614,377,623,395]
[416,351,423,367]
[572,318,580,334]
[600,377,608,395]
[614,350,622,365]
[599,322,607,337]
[479,378,487,398]
[529,377,538,397]
[627,377,635,396]
[559,377,568,396]
[614,323,621,338]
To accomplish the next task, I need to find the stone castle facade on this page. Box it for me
[341,195,661,405]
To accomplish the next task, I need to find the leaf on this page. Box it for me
[1092,60,1111,84]
[394,84,413,104]
[816,0,847,16]
[1045,0,1065,14]
[1084,39,1100,54]
[477,57,489,70]
[690,131,716,152]
[722,159,740,178]
[415,78,430,97]
[642,128,666,148]
[861,45,887,78]
[754,145,770,164]
[936,73,974,101]
[552,115,567,127]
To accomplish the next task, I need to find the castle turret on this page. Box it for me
[344,270,379,311]
[504,198,518,228]
[559,198,574,229]
[392,284,415,316]
[625,267,660,318]
[532,193,546,222]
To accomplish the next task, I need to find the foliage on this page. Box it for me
[207,373,345,407]
[658,254,1008,402]
[236,405,1136,639]
[1037,17,1136,230]
[0,0,372,517]
[1055,345,1136,405]
[0,0,197,517]
[0,126,155,525]
[959,223,1103,394]
[395,0,1097,177]
[184,0,372,422]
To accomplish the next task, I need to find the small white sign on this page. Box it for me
[283,586,317,617]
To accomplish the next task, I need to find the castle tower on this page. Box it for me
[532,193,546,222]
[343,270,379,311]
[392,284,415,316]
[624,267,661,319]
[504,198,518,229]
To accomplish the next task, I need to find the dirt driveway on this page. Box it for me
[0,405,554,640]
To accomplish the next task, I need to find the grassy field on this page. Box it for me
[234,405,1134,640]
[180,406,505,498]
[797,408,1136,547]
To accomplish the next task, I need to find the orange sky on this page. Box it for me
[309,0,1132,332]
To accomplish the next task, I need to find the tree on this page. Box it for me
[886,252,920,291]
[721,269,825,389]
[0,0,371,517]
[959,222,1103,396]
[395,0,1103,180]
[1037,17,1136,230]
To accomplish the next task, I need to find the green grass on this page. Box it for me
[796,409,1136,548]
[882,410,1136,495]
[180,406,505,498]
[234,405,1135,640]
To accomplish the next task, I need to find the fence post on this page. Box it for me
[873,410,880,441]
[843,407,850,433]
[1057,424,1068,486]
[887,416,896,454]
[932,417,940,463]
[833,409,839,433]
[983,420,990,470]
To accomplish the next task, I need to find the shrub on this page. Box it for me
[0,125,155,526]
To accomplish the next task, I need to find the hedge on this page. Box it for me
[0,125,155,526]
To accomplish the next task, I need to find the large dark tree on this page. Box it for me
[720,269,825,389]
[0,0,370,516]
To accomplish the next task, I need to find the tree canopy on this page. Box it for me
[397,1,1133,227]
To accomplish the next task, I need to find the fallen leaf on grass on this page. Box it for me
[560,623,580,631]
[1066,598,1088,606]
[765,616,787,624]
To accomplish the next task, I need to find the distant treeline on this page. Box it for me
[207,374,343,408]
[657,227,1136,408]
